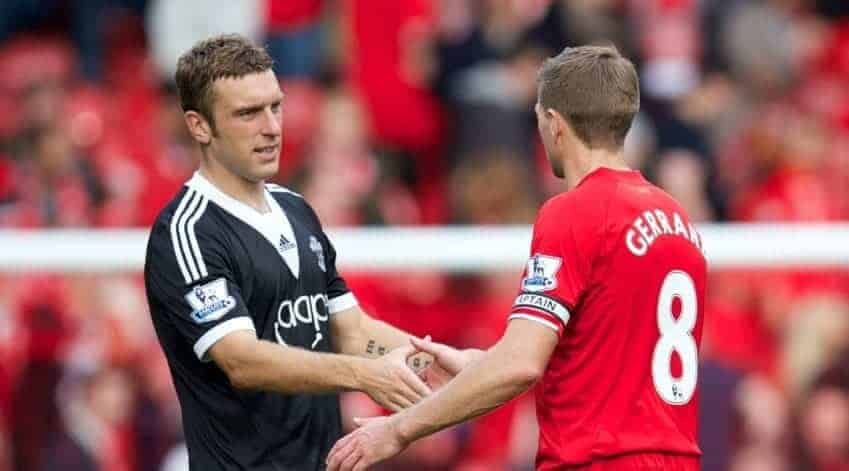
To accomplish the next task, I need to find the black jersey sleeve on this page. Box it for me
[145,215,255,362]
[322,235,357,314]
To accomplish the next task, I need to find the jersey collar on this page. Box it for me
[186,172,301,278]
[576,166,644,188]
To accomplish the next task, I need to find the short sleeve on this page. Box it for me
[145,220,256,362]
[508,200,591,338]
[321,231,358,315]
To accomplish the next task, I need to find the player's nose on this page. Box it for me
[260,107,281,136]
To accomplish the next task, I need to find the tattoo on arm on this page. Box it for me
[365,339,390,357]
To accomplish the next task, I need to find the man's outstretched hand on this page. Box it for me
[410,337,484,389]
[359,344,432,412]
[326,416,406,471]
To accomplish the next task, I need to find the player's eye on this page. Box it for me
[237,108,259,118]
[270,102,281,114]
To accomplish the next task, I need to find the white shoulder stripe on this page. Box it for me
[186,196,209,279]
[170,189,195,283]
[178,191,203,281]
[169,189,211,284]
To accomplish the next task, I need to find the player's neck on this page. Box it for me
[563,147,630,190]
[198,160,269,214]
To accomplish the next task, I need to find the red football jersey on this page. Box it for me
[509,167,706,469]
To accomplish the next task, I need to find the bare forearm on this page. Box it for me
[334,313,414,358]
[229,339,369,394]
[394,346,538,443]
[362,318,414,357]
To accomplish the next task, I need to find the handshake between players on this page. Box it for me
[328,337,483,471]
[147,35,705,471]
[357,335,480,413]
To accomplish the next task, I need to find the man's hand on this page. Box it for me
[358,344,432,412]
[410,337,483,377]
[326,416,406,471]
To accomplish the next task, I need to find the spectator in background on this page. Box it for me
[1,79,68,163]
[265,0,325,78]
[795,386,849,470]
[274,79,324,180]
[41,366,136,471]
[446,42,546,160]
[697,358,743,471]
[733,375,792,467]
[720,0,798,101]
[782,297,849,398]
[0,0,145,82]
[655,149,715,222]
[726,107,838,222]
[729,446,790,471]
[132,344,182,471]
[10,276,76,471]
[345,0,444,157]
[18,80,65,135]
[449,151,539,225]
[146,0,263,81]
[434,0,550,104]
[0,277,24,471]
[1,123,106,227]
[297,89,421,227]
[630,0,702,102]
[524,0,636,67]
[71,0,147,82]
[344,0,446,222]
[138,85,200,225]
[435,0,549,159]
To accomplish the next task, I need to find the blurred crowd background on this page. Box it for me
[0,0,848,470]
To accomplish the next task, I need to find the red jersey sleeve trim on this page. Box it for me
[507,313,562,336]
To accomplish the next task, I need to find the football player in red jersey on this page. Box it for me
[327,45,707,471]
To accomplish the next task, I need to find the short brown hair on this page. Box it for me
[175,34,274,127]
[537,45,639,150]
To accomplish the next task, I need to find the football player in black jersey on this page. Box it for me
[144,34,458,471]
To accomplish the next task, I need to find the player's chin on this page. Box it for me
[250,151,280,179]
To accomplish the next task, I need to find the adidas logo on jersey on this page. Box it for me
[278,234,296,252]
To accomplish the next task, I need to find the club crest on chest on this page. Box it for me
[309,235,326,272]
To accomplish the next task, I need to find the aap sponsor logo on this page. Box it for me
[185,278,236,323]
[521,254,562,293]
[274,293,329,349]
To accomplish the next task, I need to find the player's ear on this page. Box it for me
[185,111,213,145]
[546,108,562,142]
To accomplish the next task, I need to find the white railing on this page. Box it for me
[0,224,847,272]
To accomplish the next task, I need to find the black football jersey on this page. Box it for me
[145,172,356,470]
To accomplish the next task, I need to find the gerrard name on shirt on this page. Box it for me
[625,208,703,257]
